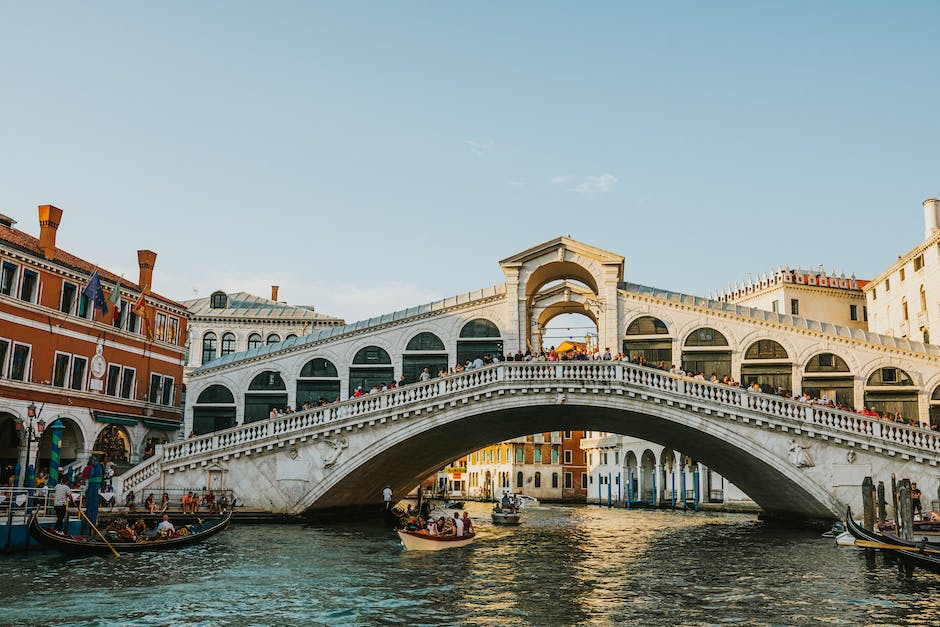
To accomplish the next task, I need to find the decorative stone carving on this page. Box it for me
[846,450,856,464]
[788,440,814,468]
[321,438,349,468]
[556,392,567,405]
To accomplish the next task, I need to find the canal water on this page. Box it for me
[2,502,939,626]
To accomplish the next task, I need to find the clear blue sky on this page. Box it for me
[1,3,938,324]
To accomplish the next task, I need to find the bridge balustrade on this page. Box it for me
[142,361,940,493]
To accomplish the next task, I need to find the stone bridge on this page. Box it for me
[119,361,940,521]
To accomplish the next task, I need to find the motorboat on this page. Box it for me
[491,506,521,525]
[397,529,475,551]
[512,494,539,508]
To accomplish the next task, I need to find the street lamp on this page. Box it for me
[14,402,46,486]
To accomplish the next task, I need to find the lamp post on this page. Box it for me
[14,401,46,486]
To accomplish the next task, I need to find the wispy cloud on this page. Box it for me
[465,139,495,156]
[505,180,528,188]
[550,173,618,197]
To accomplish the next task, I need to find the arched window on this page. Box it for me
[349,346,394,396]
[201,332,217,363]
[805,353,850,373]
[684,327,729,347]
[534,472,541,488]
[802,353,853,407]
[865,367,918,421]
[353,346,392,364]
[921,286,928,311]
[247,333,262,350]
[245,371,288,424]
[220,332,236,356]
[286,334,297,341]
[266,333,281,345]
[297,358,340,406]
[403,332,448,384]
[249,371,286,390]
[931,385,940,429]
[210,291,227,309]
[193,384,237,435]
[744,340,788,360]
[626,316,669,335]
[902,299,909,321]
[516,471,524,488]
[552,472,559,488]
[742,340,791,393]
[866,367,914,387]
[460,319,501,338]
[458,319,502,364]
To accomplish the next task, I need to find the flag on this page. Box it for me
[109,279,122,323]
[82,271,109,316]
[133,289,153,340]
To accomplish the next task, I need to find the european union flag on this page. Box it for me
[82,271,109,316]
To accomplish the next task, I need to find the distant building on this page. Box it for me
[0,205,188,477]
[183,287,344,373]
[465,430,587,502]
[864,198,940,345]
[716,268,868,331]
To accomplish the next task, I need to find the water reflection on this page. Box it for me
[3,504,940,625]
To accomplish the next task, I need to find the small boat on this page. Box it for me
[844,507,940,574]
[491,507,521,525]
[29,510,232,555]
[444,500,465,509]
[512,494,539,508]
[397,529,475,551]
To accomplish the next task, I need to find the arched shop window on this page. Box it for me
[349,346,394,396]
[802,353,854,408]
[402,332,448,384]
[457,319,502,365]
[244,371,288,423]
[865,367,918,422]
[623,316,672,364]
[741,340,791,393]
[682,327,731,378]
[297,358,340,406]
[193,384,237,435]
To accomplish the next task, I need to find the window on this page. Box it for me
[128,305,138,333]
[516,447,524,463]
[247,333,262,350]
[582,451,587,464]
[202,332,217,363]
[151,312,165,341]
[790,299,799,315]
[850,305,858,321]
[285,334,297,341]
[69,356,86,391]
[615,451,620,464]
[771,300,778,313]
[210,292,227,308]
[603,452,608,465]
[863,306,868,322]
[581,473,587,489]
[19,269,38,303]
[534,472,541,488]
[0,262,17,296]
[78,294,93,320]
[900,268,906,281]
[106,364,121,396]
[149,374,175,405]
[221,332,237,356]
[921,286,928,311]
[10,343,30,381]
[534,448,542,463]
[406,332,445,351]
[516,472,524,488]
[167,317,179,344]
[886,278,891,292]
[162,376,174,405]
[113,301,127,330]
[53,353,70,387]
[0,339,8,377]
[872,288,877,301]
[914,254,925,271]
[266,334,281,345]
[120,367,135,399]
[565,472,573,489]
[552,472,559,488]
[903,299,909,321]
[552,448,559,464]
[60,282,77,314]
[564,430,572,439]
[564,450,572,464]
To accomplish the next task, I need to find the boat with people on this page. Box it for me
[512,494,538,508]
[444,500,465,509]
[843,507,940,574]
[29,510,232,555]
[491,506,521,525]
[397,529,475,550]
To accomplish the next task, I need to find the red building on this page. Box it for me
[0,205,188,482]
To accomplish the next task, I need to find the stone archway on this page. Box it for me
[36,417,86,473]
[93,424,132,466]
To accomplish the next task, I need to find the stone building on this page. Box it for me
[0,205,188,477]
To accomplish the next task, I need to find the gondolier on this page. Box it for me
[53,476,73,531]
[383,485,393,510]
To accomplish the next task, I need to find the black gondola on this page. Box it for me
[29,510,232,555]
[444,500,464,509]
[844,507,940,575]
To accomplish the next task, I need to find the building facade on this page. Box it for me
[0,205,188,480]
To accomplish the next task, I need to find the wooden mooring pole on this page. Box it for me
[898,479,914,542]
[862,476,875,530]
[891,474,899,531]
[877,481,887,528]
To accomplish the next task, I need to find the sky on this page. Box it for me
[1,3,939,331]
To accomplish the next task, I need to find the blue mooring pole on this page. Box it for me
[680,469,687,510]
[607,473,612,508]
[671,472,676,508]
[693,467,700,512]
[652,473,657,509]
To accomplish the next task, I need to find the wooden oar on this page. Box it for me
[853,538,940,554]
[76,497,120,557]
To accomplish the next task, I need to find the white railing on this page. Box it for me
[125,360,940,492]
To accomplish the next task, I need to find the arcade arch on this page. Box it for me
[349,346,394,395]
[402,332,448,383]
[682,327,731,378]
[741,339,791,393]
[624,316,672,364]
[457,320,502,364]
[297,358,341,406]
[245,371,288,423]
[93,424,131,465]
[193,384,237,435]
[36,417,85,470]
[802,353,853,407]
[864,367,918,420]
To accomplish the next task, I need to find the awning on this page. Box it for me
[94,413,139,427]
[143,419,181,431]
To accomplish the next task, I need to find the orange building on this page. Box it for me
[0,205,188,481]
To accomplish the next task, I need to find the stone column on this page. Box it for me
[654,463,663,506]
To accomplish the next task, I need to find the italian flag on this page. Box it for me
[109,280,122,323]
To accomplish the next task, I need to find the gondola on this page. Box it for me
[397,529,475,551]
[844,507,940,575]
[444,500,465,509]
[29,510,232,555]
[491,507,521,525]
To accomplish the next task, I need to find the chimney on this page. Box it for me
[271,285,279,302]
[137,250,157,291]
[924,198,940,240]
[37,205,63,260]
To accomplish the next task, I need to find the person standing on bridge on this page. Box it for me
[383,485,393,510]
[419,368,431,382]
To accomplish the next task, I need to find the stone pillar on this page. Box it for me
[854,376,865,413]
[791,364,803,396]
[601,267,621,356]
[918,391,930,426]
[654,463,663,506]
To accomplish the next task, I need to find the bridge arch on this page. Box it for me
[294,394,842,521]
[524,261,601,300]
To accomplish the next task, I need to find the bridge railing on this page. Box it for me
[151,360,940,479]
